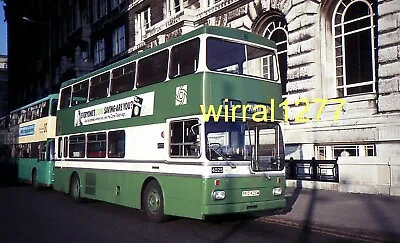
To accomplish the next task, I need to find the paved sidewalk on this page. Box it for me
[259,186,400,242]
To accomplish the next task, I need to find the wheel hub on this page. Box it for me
[148,189,160,213]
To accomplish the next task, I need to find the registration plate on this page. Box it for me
[242,190,260,197]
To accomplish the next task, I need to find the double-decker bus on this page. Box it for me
[8,94,58,189]
[0,116,8,147]
[0,116,9,164]
[54,26,286,222]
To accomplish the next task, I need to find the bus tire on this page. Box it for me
[32,169,39,190]
[143,180,168,223]
[70,173,82,203]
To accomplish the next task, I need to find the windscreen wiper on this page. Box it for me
[210,147,236,169]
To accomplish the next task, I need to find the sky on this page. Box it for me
[0,3,7,55]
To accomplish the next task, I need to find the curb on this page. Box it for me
[256,216,399,243]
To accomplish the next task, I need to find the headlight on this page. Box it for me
[272,187,282,196]
[212,190,226,200]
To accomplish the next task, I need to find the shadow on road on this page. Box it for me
[0,163,19,188]
[296,181,317,243]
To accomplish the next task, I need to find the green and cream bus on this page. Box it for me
[8,94,58,188]
[54,26,286,222]
[0,116,9,164]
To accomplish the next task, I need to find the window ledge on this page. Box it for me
[331,93,377,103]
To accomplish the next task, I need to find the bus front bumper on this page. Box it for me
[202,199,286,216]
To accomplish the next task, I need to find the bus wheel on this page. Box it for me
[143,180,167,223]
[32,169,39,190]
[70,174,82,203]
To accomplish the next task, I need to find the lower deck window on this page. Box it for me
[108,130,125,158]
[170,119,201,157]
[69,135,86,158]
[87,133,106,158]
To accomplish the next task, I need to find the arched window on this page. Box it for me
[333,0,376,97]
[263,18,288,96]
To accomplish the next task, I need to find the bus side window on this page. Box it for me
[108,130,125,158]
[58,137,63,158]
[60,87,72,109]
[48,140,55,160]
[170,119,200,158]
[72,80,89,106]
[137,49,169,88]
[89,72,110,101]
[87,133,106,158]
[69,135,85,158]
[63,137,68,158]
[169,38,200,79]
[110,63,135,95]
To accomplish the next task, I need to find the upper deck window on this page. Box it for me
[60,87,72,109]
[137,50,169,88]
[206,37,279,81]
[72,80,89,106]
[169,38,200,79]
[111,62,135,95]
[50,99,58,116]
[89,72,110,101]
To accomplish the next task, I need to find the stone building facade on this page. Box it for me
[126,0,400,195]
[5,0,400,195]
[0,55,8,117]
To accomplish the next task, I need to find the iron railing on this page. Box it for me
[285,157,339,182]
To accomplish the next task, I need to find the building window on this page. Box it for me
[94,38,105,64]
[113,25,126,56]
[263,18,288,96]
[135,7,151,45]
[315,144,376,160]
[166,0,183,16]
[332,0,376,97]
[111,0,123,9]
[316,146,327,160]
[207,0,222,8]
[98,0,108,19]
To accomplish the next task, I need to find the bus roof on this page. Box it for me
[9,93,59,114]
[60,26,277,89]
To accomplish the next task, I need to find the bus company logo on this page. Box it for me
[19,124,35,137]
[175,85,187,106]
[74,92,154,127]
